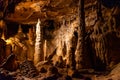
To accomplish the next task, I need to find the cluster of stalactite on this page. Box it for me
[90,14,117,70]
[48,17,78,69]
[0,22,35,64]
[90,26,107,70]
[88,0,120,70]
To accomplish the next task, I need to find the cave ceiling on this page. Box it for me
[0,0,119,24]
[1,0,76,24]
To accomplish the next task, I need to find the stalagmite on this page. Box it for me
[44,40,47,60]
[27,27,35,61]
[18,24,22,33]
[0,20,7,40]
[13,25,28,61]
[34,19,44,65]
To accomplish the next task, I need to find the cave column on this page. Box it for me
[75,0,87,69]
[34,19,44,65]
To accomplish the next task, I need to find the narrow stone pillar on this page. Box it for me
[75,0,87,69]
[34,19,44,65]
[44,40,47,60]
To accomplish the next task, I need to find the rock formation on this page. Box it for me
[34,19,44,65]
[0,0,120,79]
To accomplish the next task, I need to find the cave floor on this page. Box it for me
[1,65,119,80]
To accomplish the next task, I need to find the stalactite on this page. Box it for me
[34,19,44,65]
[95,34,106,62]
[55,19,66,64]
[90,20,110,70]
[67,22,76,69]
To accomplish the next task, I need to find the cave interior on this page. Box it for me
[0,0,120,80]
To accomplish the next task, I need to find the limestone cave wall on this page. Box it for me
[0,0,120,71]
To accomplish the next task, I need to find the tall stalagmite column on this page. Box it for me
[75,0,86,69]
[34,19,44,65]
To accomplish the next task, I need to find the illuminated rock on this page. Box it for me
[34,19,44,65]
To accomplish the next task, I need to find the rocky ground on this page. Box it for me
[0,60,120,80]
